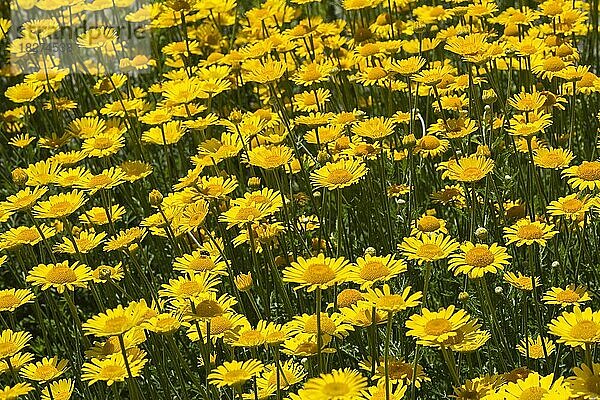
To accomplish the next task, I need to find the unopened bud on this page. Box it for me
[475,227,488,240]
[482,89,498,105]
[364,247,376,256]
[458,291,469,302]
[11,168,28,186]
[551,261,560,268]
[235,272,253,292]
[494,286,503,294]
[247,177,261,189]
[149,189,163,207]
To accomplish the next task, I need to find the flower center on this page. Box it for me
[325,169,354,185]
[302,263,336,284]
[238,330,264,345]
[519,387,547,400]
[322,382,350,396]
[188,257,215,271]
[179,281,201,296]
[100,365,126,380]
[210,315,233,334]
[367,67,387,80]
[195,300,223,318]
[235,206,261,221]
[417,216,441,232]
[94,138,114,150]
[585,376,600,394]
[419,135,441,150]
[0,342,18,357]
[460,166,484,181]
[49,201,73,215]
[543,56,565,72]
[104,316,129,332]
[464,247,495,267]
[223,369,251,385]
[577,162,600,181]
[0,294,20,310]
[571,320,599,340]
[88,175,113,187]
[555,289,580,303]
[416,243,444,259]
[16,229,40,242]
[36,364,59,379]
[561,199,583,213]
[337,289,363,308]
[377,294,406,309]
[358,261,390,281]
[46,266,77,284]
[517,224,544,239]
[424,318,453,336]
[305,315,337,335]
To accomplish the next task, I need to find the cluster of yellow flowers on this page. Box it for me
[1,0,600,398]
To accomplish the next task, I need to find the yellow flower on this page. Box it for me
[516,336,555,359]
[142,313,182,334]
[494,372,568,399]
[548,307,600,347]
[442,156,494,183]
[32,190,87,219]
[563,161,600,191]
[0,329,32,359]
[533,147,573,169]
[54,230,106,254]
[246,145,294,170]
[351,117,395,140]
[79,205,125,226]
[0,383,33,399]
[142,121,187,145]
[398,233,459,264]
[570,363,600,399]
[83,301,149,337]
[82,352,147,386]
[27,261,92,293]
[208,359,264,388]
[299,368,367,400]
[76,167,127,194]
[504,271,540,291]
[159,273,220,302]
[0,289,35,312]
[6,83,44,103]
[349,254,407,288]
[410,214,448,237]
[448,242,511,279]
[76,27,117,49]
[311,159,368,190]
[503,218,558,247]
[256,360,306,390]
[543,285,591,307]
[362,284,422,313]
[41,379,73,400]
[1,187,48,213]
[282,253,350,292]
[405,305,473,346]
[20,356,68,382]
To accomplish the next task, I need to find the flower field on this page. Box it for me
[1,0,600,398]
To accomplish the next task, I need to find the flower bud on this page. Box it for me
[247,177,261,189]
[551,261,560,268]
[458,291,469,302]
[235,272,253,292]
[494,286,503,294]
[482,89,498,105]
[364,247,376,256]
[149,189,163,207]
[11,168,28,186]
[475,227,488,240]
